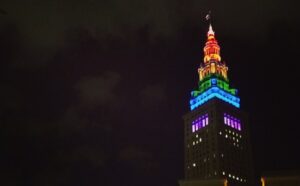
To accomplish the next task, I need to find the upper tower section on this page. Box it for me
[190,24,239,111]
[204,24,221,63]
[198,24,228,81]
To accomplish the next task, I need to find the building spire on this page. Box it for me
[206,11,214,36]
[208,24,214,35]
[197,23,228,82]
[203,23,221,64]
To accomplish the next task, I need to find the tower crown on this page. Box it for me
[190,24,240,110]
[199,24,227,81]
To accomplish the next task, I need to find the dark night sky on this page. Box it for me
[1,0,300,185]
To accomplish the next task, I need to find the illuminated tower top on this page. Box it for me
[204,24,221,63]
[190,24,240,110]
[199,24,228,81]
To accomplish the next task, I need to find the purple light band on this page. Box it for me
[224,113,241,131]
[192,114,209,133]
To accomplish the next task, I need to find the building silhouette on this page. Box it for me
[179,24,255,186]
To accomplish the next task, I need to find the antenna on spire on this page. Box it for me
[205,10,211,23]
[205,11,214,35]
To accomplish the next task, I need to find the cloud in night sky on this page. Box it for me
[75,71,120,107]
[140,84,166,107]
[1,0,297,54]
[118,146,152,161]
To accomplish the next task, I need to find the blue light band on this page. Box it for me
[190,87,240,110]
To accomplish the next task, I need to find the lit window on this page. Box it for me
[238,123,241,131]
[193,163,196,167]
[192,114,209,133]
[199,138,202,142]
[222,171,225,175]
[193,141,195,145]
[196,134,198,138]
[225,134,228,138]
[224,113,242,131]
[229,174,231,177]
[233,175,235,179]
[219,131,222,135]
[231,121,234,128]
[234,121,238,129]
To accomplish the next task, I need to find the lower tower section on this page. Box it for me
[181,99,254,186]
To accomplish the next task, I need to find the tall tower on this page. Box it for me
[180,24,254,186]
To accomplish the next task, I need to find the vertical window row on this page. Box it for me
[192,114,209,133]
[224,113,241,131]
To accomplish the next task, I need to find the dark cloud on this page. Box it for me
[1,0,178,50]
[75,71,121,107]
[0,84,23,112]
[71,146,106,167]
[118,146,153,161]
[0,8,7,15]
[140,84,166,107]
[2,0,296,54]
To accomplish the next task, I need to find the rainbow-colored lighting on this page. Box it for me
[192,114,209,133]
[261,178,265,186]
[189,24,240,111]
[192,78,237,97]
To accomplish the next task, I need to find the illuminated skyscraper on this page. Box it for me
[180,24,255,186]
